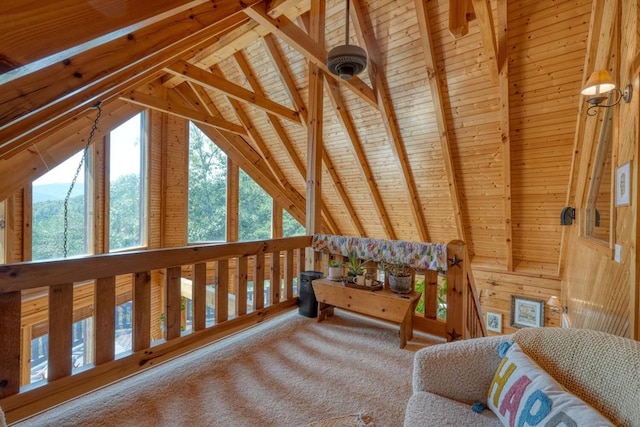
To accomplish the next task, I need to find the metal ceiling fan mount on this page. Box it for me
[327,0,367,80]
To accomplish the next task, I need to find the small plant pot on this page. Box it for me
[328,266,343,280]
[389,274,412,294]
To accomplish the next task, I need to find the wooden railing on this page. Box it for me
[0,235,311,423]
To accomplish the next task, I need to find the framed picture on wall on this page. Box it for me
[510,296,544,328]
[486,312,502,333]
[616,162,631,206]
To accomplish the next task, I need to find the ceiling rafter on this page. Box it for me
[324,76,394,239]
[209,61,340,235]
[162,1,313,89]
[165,60,301,125]
[207,64,293,192]
[0,2,256,160]
[239,41,356,236]
[243,3,378,109]
[262,34,309,125]
[497,0,513,270]
[414,0,467,243]
[119,90,246,136]
[449,0,476,38]
[351,0,430,243]
[471,0,499,84]
[232,52,307,177]
[173,81,335,234]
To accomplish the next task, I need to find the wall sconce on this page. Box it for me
[581,69,632,116]
[547,296,567,314]
[560,207,575,225]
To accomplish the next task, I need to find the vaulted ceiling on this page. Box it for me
[0,0,592,276]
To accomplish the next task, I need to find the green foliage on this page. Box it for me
[328,259,344,267]
[110,173,142,250]
[347,251,365,275]
[413,275,447,320]
[32,193,86,260]
[414,279,425,314]
[282,209,305,237]
[380,261,411,277]
[188,123,227,242]
[239,169,272,241]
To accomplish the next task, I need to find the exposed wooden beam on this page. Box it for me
[119,90,246,136]
[243,3,377,109]
[0,3,254,159]
[497,0,513,270]
[262,34,309,125]
[351,0,429,243]
[414,0,467,243]
[165,60,301,125]
[232,52,306,177]
[449,0,475,39]
[199,125,307,225]
[471,0,499,84]
[305,0,325,269]
[321,150,366,236]
[231,52,341,235]
[0,0,211,75]
[323,59,395,239]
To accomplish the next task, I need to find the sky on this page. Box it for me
[34,114,143,186]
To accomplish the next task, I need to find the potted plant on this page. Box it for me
[347,251,366,285]
[327,259,344,280]
[382,261,413,294]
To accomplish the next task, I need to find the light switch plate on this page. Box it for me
[614,244,622,263]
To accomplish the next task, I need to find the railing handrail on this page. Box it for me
[0,235,312,294]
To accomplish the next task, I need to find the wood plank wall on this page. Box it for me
[561,0,638,338]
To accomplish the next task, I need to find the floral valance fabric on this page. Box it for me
[311,234,448,271]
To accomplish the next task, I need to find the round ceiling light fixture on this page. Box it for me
[326,0,367,80]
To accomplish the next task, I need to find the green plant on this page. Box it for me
[380,261,411,277]
[347,251,365,275]
[328,259,344,268]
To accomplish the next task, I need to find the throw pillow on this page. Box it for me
[486,342,613,427]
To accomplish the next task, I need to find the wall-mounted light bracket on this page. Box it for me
[560,207,575,225]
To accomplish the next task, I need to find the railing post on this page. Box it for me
[216,260,228,323]
[48,283,73,381]
[0,291,21,397]
[192,263,207,331]
[284,250,294,300]
[165,267,182,340]
[95,276,116,365]
[133,271,151,351]
[254,253,265,309]
[445,241,467,341]
[271,251,281,303]
[236,256,248,316]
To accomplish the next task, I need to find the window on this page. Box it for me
[109,113,147,251]
[239,169,272,241]
[283,209,305,237]
[32,151,90,260]
[188,123,227,243]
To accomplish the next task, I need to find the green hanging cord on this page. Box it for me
[62,102,103,259]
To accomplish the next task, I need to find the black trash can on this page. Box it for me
[298,271,323,317]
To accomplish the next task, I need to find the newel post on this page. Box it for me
[445,240,468,341]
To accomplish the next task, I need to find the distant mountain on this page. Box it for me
[32,183,84,203]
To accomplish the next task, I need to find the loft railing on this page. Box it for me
[0,235,311,424]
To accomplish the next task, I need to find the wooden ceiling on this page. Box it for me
[0,0,592,276]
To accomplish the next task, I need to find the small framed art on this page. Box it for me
[616,162,631,206]
[486,312,502,333]
[510,296,544,328]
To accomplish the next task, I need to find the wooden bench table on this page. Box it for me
[311,278,422,348]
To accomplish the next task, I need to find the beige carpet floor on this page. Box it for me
[14,309,441,427]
